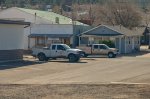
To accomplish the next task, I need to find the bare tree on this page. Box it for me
[70,4,102,26]
[142,7,150,27]
[98,1,142,28]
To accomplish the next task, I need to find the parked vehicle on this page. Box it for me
[32,44,83,62]
[77,44,119,58]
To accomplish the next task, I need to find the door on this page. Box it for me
[99,45,108,55]
[92,45,99,54]
[50,45,57,57]
[55,45,67,57]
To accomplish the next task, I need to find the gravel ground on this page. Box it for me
[0,84,150,99]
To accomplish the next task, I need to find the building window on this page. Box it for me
[37,38,46,46]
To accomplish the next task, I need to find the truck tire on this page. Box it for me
[108,52,115,58]
[38,53,47,61]
[75,57,80,62]
[68,54,79,62]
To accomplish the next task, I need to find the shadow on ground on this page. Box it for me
[47,60,87,64]
[0,59,88,70]
[84,55,108,58]
[0,60,46,70]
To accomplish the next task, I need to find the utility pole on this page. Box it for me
[71,5,76,48]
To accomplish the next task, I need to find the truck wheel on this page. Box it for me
[75,57,80,62]
[108,52,114,58]
[38,53,46,61]
[68,54,78,62]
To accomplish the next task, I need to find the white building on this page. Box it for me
[0,20,30,62]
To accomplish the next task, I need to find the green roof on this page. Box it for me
[18,8,88,25]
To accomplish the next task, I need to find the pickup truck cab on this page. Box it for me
[32,44,83,62]
[77,44,119,58]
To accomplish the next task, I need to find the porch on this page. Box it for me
[28,34,73,48]
[78,25,141,54]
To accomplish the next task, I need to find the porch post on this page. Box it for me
[35,37,37,47]
[44,35,47,46]
[79,36,81,46]
[119,37,121,54]
[125,36,127,54]
[149,34,150,49]
[115,37,117,48]
[28,37,30,49]
[132,36,134,50]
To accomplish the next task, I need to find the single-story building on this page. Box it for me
[0,7,90,49]
[78,25,144,54]
[0,19,30,62]
[28,24,74,48]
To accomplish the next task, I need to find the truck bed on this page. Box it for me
[77,46,92,54]
[32,47,50,57]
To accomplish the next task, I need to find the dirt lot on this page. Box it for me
[1,56,150,84]
[0,84,150,99]
[0,51,150,99]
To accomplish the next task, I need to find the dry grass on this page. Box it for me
[0,84,150,99]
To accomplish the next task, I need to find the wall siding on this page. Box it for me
[134,36,140,50]
[0,49,23,61]
[115,38,120,50]
[31,24,73,35]
[0,24,24,61]
[80,37,89,45]
[126,37,132,53]
[121,38,125,53]
[0,24,24,50]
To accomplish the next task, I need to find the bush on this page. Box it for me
[99,40,115,48]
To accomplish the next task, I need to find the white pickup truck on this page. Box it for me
[77,44,119,58]
[32,44,83,62]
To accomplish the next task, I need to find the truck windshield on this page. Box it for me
[100,45,109,49]
[105,45,110,49]
[63,44,71,49]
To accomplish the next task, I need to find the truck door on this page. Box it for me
[99,45,108,55]
[55,45,66,57]
[50,45,57,57]
[92,45,99,54]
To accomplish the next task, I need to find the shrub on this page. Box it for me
[99,40,115,48]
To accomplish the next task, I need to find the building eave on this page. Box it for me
[0,19,30,25]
